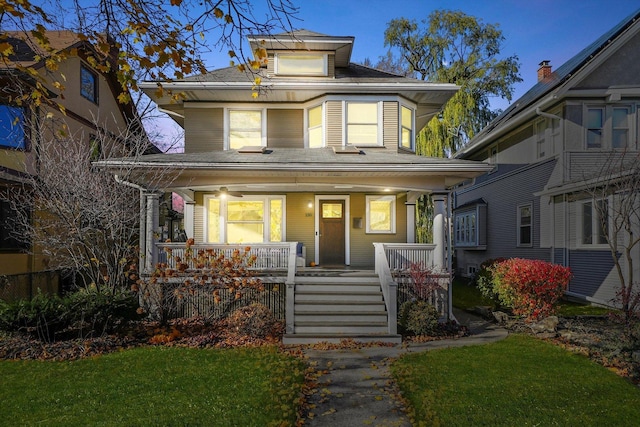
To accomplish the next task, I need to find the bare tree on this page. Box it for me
[3,112,174,293]
[583,149,640,328]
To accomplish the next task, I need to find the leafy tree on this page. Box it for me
[385,10,522,157]
[0,0,298,108]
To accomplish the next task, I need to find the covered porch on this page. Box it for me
[153,241,450,343]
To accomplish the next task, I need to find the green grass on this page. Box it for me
[452,278,495,310]
[452,278,613,316]
[392,334,640,426]
[0,346,305,426]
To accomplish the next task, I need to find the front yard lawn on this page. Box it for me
[0,346,305,426]
[392,334,640,426]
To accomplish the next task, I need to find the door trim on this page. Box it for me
[314,194,350,265]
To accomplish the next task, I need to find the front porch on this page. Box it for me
[153,242,451,344]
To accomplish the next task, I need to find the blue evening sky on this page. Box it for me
[272,0,638,110]
[155,0,639,148]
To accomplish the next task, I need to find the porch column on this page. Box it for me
[183,200,195,238]
[405,201,416,243]
[432,193,447,270]
[144,192,160,272]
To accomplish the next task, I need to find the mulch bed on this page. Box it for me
[0,317,285,361]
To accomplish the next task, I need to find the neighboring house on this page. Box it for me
[101,30,492,342]
[0,30,156,299]
[453,9,640,307]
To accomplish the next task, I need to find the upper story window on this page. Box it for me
[0,105,26,150]
[80,64,98,104]
[400,105,414,151]
[585,104,635,150]
[535,119,546,158]
[612,106,631,149]
[227,109,265,150]
[275,53,327,76]
[517,203,533,247]
[346,101,380,146]
[307,105,323,148]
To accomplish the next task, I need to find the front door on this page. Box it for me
[319,199,345,266]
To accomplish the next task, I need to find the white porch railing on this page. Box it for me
[373,243,398,335]
[375,242,451,321]
[383,243,437,272]
[155,242,298,285]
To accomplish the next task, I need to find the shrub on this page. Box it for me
[227,303,277,339]
[0,288,141,341]
[398,300,440,336]
[67,288,141,336]
[474,257,507,305]
[490,258,571,320]
[0,292,71,342]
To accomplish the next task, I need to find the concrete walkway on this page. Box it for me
[302,309,507,426]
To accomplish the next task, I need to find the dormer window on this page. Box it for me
[275,53,327,76]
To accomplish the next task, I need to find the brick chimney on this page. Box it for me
[538,60,552,81]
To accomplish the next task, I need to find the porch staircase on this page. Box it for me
[282,271,401,344]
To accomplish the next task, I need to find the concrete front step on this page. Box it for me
[295,300,386,312]
[296,283,382,293]
[294,322,389,334]
[283,333,402,345]
[295,311,388,323]
[295,291,383,302]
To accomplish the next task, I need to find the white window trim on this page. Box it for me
[517,203,533,248]
[583,103,635,151]
[399,104,415,151]
[365,195,396,234]
[343,100,383,147]
[305,103,325,148]
[454,209,479,247]
[203,194,286,243]
[576,197,610,249]
[274,52,328,76]
[224,107,267,150]
[535,119,546,159]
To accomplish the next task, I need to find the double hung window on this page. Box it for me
[206,195,284,243]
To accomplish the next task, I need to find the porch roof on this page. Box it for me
[97,147,493,193]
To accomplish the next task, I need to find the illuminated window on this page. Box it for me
[308,105,323,148]
[346,102,379,145]
[276,54,327,76]
[228,109,264,149]
[366,195,395,234]
[205,195,285,243]
[400,106,414,150]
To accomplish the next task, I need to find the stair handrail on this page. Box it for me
[373,242,397,335]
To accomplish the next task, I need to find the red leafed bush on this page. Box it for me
[490,258,572,320]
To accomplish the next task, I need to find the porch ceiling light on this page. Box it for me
[214,186,243,198]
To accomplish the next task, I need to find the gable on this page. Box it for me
[574,30,640,89]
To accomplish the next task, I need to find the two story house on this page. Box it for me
[453,9,640,307]
[0,30,156,299]
[102,30,492,342]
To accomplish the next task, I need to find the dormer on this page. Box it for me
[248,30,354,78]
